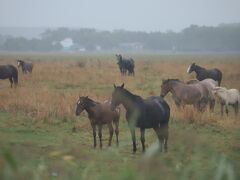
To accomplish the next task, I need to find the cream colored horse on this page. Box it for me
[212,87,240,116]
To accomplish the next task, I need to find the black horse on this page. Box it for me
[111,84,170,153]
[0,65,18,88]
[187,63,222,85]
[115,54,135,76]
[17,60,33,74]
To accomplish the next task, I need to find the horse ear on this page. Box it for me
[114,84,116,89]
[120,83,124,88]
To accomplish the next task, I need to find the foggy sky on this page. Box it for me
[0,0,240,32]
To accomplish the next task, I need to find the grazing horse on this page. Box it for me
[111,84,170,153]
[17,60,33,74]
[115,54,135,76]
[187,63,222,85]
[76,96,120,148]
[0,65,18,88]
[160,79,208,111]
[212,87,240,116]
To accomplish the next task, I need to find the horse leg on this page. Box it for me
[107,123,114,146]
[193,102,201,111]
[9,78,13,88]
[114,120,119,147]
[129,127,137,153]
[234,102,238,116]
[225,103,229,116]
[98,125,103,148]
[124,69,127,76]
[140,128,145,152]
[162,124,169,152]
[91,124,97,148]
[210,99,215,112]
[153,127,164,152]
[220,103,224,116]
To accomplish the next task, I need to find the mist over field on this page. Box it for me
[0,1,240,180]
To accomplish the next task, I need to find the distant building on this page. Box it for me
[60,38,73,51]
[60,38,86,52]
[119,42,143,51]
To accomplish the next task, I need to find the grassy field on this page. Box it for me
[0,53,240,180]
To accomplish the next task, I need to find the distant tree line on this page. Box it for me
[0,23,239,52]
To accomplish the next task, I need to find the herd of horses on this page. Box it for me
[0,56,239,153]
[0,59,33,87]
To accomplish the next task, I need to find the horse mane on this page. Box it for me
[119,87,143,102]
[162,79,181,84]
[194,64,205,70]
[85,97,100,106]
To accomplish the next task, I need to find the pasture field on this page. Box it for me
[0,53,240,180]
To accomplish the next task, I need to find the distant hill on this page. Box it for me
[0,23,239,52]
[0,27,47,39]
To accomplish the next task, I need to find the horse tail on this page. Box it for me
[216,69,222,86]
[159,99,170,126]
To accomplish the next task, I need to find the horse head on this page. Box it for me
[75,96,89,116]
[187,63,196,73]
[16,60,24,68]
[160,79,179,97]
[111,83,124,110]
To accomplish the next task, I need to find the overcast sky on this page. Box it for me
[0,0,240,32]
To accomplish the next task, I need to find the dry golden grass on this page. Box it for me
[0,53,239,127]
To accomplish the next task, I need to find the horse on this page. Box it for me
[0,65,18,88]
[17,60,33,74]
[111,84,170,153]
[185,79,218,111]
[187,63,222,85]
[212,87,240,116]
[160,79,208,111]
[115,54,135,76]
[75,96,120,148]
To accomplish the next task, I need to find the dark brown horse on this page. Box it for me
[160,79,208,111]
[111,84,170,153]
[187,63,222,85]
[0,65,18,88]
[76,96,120,148]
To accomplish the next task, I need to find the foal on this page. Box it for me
[76,96,120,148]
[212,87,239,116]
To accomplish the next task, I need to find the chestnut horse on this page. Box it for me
[76,96,120,148]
